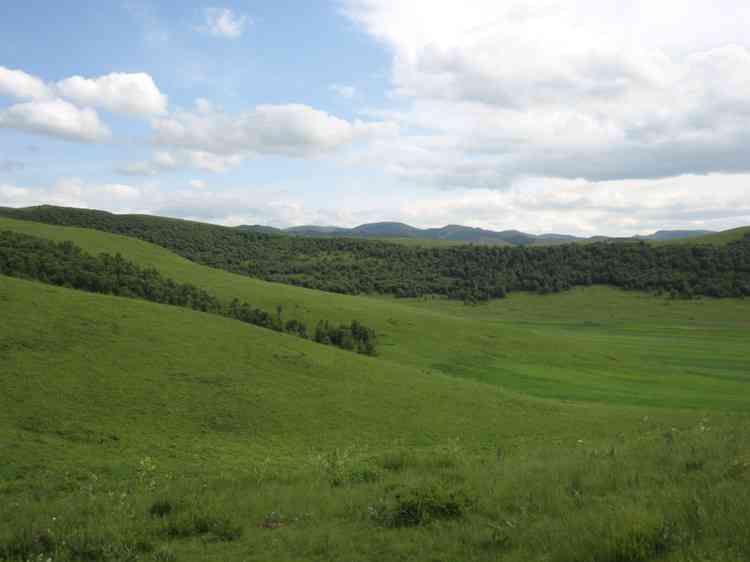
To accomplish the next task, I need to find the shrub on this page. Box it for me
[163,510,242,542]
[370,485,472,528]
[149,500,174,518]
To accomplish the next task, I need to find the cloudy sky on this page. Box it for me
[2,0,750,235]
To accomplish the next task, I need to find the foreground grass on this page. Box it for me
[2,217,750,411]
[2,277,750,560]
[3,414,749,561]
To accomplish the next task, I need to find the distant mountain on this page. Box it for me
[234,221,716,246]
[351,222,423,237]
[236,224,284,235]
[637,230,714,241]
[285,225,349,236]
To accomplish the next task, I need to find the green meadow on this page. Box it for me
[2,216,750,561]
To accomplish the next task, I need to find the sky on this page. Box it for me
[1,1,750,236]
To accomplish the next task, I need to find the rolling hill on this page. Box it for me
[240,219,718,246]
[2,215,749,410]
[3,212,750,561]
[2,206,748,303]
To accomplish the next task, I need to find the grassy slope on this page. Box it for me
[1,275,672,466]
[657,226,750,246]
[2,273,750,561]
[3,220,750,560]
[3,216,750,411]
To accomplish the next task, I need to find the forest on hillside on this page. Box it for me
[0,230,377,355]
[2,206,749,302]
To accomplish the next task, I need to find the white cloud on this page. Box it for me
[3,172,749,235]
[56,72,168,117]
[198,7,248,38]
[343,0,750,186]
[0,178,141,210]
[0,98,111,143]
[329,84,357,99]
[151,103,397,165]
[101,183,142,199]
[116,150,178,176]
[117,149,244,175]
[0,66,52,100]
[184,150,245,172]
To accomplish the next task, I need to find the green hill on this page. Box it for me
[3,216,750,561]
[661,226,750,246]
[3,205,748,301]
[3,216,750,410]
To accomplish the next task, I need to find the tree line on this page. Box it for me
[0,230,377,355]
[2,206,749,302]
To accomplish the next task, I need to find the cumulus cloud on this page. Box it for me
[0,98,111,143]
[0,67,167,142]
[1,66,167,118]
[0,67,52,100]
[198,7,248,38]
[116,151,180,176]
[343,0,750,187]
[150,103,397,168]
[56,72,168,117]
[117,149,244,175]
[0,178,141,210]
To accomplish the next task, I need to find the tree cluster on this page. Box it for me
[3,205,749,302]
[0,230,377,355]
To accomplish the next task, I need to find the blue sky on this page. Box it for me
[2,1,750,235]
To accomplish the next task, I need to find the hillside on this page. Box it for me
[662,226,750,246]
[1,206,748,302]
[3,216,750,411]
[2,216,750,560]
[3,239,750,560]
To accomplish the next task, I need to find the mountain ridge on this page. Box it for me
[237,221,715,246]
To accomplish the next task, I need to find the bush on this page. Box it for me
[162,510,242,542]
[370,485,472,528]
[149,500,174,518]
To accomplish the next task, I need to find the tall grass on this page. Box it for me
[2,419,749,561]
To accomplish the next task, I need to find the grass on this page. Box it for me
[2,216,750,411]
[4,276,735,560]
[2,216,750,560]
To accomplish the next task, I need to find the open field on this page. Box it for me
[3,276,750,561]
[2,216,750,561]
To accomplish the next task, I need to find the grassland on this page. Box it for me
[2,216,749,410]
[2,216,750,561]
